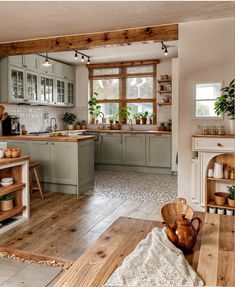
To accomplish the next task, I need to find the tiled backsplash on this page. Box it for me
[3,104,88,133]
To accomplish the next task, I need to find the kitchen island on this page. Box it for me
[0,135,94,196]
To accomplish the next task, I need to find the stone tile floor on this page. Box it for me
[0,257,62,287]
[94,170,177,203]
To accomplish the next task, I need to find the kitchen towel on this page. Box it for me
[103,227,204,287]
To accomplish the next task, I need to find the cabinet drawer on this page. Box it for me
[193,137,235,152]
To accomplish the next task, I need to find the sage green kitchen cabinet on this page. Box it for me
[28,141,51,182]
[94,140,101,163]
[9,67,25,103]
[6,141,29,156]
[100,133,122,164]
[56,79,66,105]
[64,65,75,81]
[38,57,55,76]
[122,134,146,166]
[26,71,39,103]
[67,82,75,106]
[40,75,55,104]
[9,55,24,68]
[146,135,171,167]
[23,55,38,71]
[50,142,78,185]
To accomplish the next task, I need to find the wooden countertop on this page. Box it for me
[0,135,95,142]
[53,213,235,287]
[75,129,171,135]
[193,134,235,138]
[0,156,30,166]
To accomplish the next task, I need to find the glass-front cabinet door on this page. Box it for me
[56,80,65,105]
[9,67,25,102]
[67,82,74,106]
[40,76,54,104]
[26,72,38,103]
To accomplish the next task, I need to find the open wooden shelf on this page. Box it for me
[157,102,172,106]
[0,183,26,197]
[157,90,172,94]
[207,200,235,210]
[207,177,235,183]
[157,79,172,83]
[0,205,26,222]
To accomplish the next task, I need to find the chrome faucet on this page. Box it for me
[99,112,106,124]
[49,117,57,132]
[128,119,133,131]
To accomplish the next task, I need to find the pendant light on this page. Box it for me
[161,42,168,56]
[43,53,51,66]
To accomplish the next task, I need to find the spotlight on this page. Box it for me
[81,55,85,62]
[74,51,79,60]
[161,42,168,56]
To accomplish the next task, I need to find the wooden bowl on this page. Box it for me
[161,198,194,225]
[4,149,12,158]
[214,192,227,206]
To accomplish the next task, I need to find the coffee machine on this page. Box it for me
[2,115,20,135]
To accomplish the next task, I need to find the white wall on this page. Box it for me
[178,18,235,206]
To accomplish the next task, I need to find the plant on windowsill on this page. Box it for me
[81,120,87,130]
[158,122,166,131]
[166,119,172,131]
[117,106,132,124]
[140,111,149,124]
[227,185,235,208]
[109,116,115,125]
[62,112,76,130]
[214,79,235,134]
[0,193,14,211]
[149,113,156,125]
[88,92,101,124]
[133,113,142,125]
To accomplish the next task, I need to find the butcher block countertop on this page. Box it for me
[87,129,171,134]
[0,156,30,166]
[0,135,95,142]
[193,134,235,138]
[53,213,235,287]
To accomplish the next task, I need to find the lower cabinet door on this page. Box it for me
[50,142,77,185]
[6,141,29,156]
[146,135,171,167]
[28,141,50,182]
[100,134,122,164]
[123,134,146,166]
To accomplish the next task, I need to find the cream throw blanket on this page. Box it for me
[103,228,204,287]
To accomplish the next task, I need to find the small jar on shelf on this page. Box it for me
[230,169,235,180]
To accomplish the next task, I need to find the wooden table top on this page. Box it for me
[0,156,30,166]
[54,213,235,287]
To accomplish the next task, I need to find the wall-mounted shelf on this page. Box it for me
[207,177,235,183]
[207,200,235,210]
[157,79,172,83]
[157,90,172,94]
[157,102,172,106]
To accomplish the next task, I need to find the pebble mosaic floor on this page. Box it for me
[94,171,177,203]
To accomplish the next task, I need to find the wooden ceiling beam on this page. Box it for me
[0,24,178,56]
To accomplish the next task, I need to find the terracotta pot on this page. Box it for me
[4,149,12,158]
[142,118,147,125]
[0,199,13,211]
[228,197,235,208]
[81,125,87,130]
[214,192,228,206]
[75,124,81,130]
[135,119,141,125]
[90,118,95,125]
[109,120,114,125]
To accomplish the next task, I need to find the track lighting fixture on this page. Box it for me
[161,42,168,56]
[43,53,52,66]
[74,51,90,64]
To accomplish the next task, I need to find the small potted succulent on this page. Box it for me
[62,112,76,130]
[149,113,156,124]
[117,106,132,124]
[140,111,149,124]
[0,193,14,211]
[88,92,101,124]
[81,120,87,130]
[227,185,235,208]
[166,119,172,131]
[109,116,114,125]
[158,122,165,131]
[133,113,141,125]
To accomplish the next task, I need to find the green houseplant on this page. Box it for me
[88,92,101,124]
[140,111,149,124]
[62,112,76,130]
[214,79,235,134]
[150,113,156,124]
[117,106,132,124]
[81,120,87,130]
[0,193,14,211]
[133,113,142,125]
[227,185,235,208]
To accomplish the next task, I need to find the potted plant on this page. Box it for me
[150,113,156,124]
[88,92,101,124]
[75,121,81,130]
[133,113,141,125]
[140,111,149,124]
[117,106,132,124]
[227,185,235,208]
[158,122,165,131]
[81,120,87,130]
[62,112,76,130]
[166,119,172,131]
[214,79,235,134]
[0,193,14,211]
[109,116,114,125]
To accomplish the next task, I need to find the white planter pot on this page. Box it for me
[68,125,74,130]
[228,119,235,134]
[226,209,234,216]
[217,208,224,215]
[209,207,216,214]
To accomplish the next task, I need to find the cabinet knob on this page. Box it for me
[51,143,54,145]
[217,143,223,147]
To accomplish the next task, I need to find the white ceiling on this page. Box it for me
[46,41,178,64]
[0,1,234,43]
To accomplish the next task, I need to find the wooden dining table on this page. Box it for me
[53,212,235,287]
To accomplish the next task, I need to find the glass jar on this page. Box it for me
[217,125,225,135]
[209,125,216,135]
[202,126,209,135]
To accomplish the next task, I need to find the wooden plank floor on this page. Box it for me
[0,192,163,260]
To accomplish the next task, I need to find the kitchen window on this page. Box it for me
[195,82,222,118]
[89,60,157,122]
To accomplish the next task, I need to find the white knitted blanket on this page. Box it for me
[103,228,204,287]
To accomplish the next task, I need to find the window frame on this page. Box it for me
[193,81,223,120]
[88,60,158,124]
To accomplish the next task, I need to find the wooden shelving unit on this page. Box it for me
[0,183,26,197]
[157,77,172,109]
[207,177,235,183]
[157,90,172,94]
[0,206,26,222]
[207,200,235,210]
[157,79,172,83]
[157,102,172,106]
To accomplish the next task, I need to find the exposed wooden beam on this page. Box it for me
[0,24,178,56]
[88,59,159,69]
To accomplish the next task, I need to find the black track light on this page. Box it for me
[74,51,90,64]
[161,42,168,56]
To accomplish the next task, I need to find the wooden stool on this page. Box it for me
[29,162,44,200]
